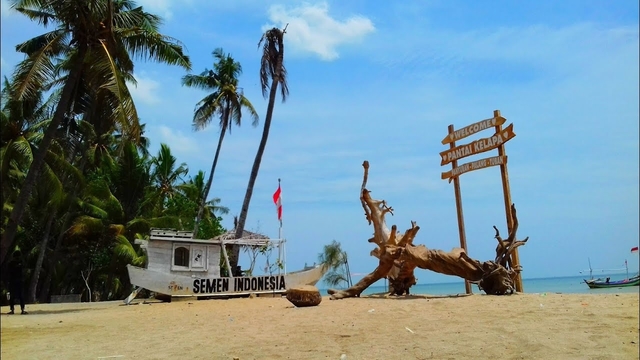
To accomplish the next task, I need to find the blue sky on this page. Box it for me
[1,0,638,287]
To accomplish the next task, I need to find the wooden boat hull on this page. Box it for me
[584,275,640,289]
[127,264,326,298]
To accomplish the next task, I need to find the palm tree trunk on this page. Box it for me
[0,55,85,265]
[27,209,57,303]
[344,258,353,287]
[233,78,280,263]
[104,256,117,301]
[39,139,88,303]
[193,111,229,238]
[38,215,67,303]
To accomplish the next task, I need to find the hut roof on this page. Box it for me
[148,228,278,247]
[213,229,270,241]
[211,229,278,247]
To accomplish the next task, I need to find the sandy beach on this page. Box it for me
[1,292,638,360]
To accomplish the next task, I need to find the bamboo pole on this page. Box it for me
[220,241,234,278]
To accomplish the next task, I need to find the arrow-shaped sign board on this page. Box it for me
[440,124,516,166]
[441,155,508,182]
[441,116,507,145]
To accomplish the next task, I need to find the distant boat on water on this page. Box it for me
[582,247,639,289]
[584,274,639,289]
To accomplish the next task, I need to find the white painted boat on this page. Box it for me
[124,228,326,303]
[126,263,325,297]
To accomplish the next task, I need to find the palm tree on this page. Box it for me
[1,77,54,220]
[147,144,188,215]
[180,171,229,218]
[1,0,191,264]
[110,140,151,222]
[233,26,289,264]
[181,48,258,238]
[318,240,352,288]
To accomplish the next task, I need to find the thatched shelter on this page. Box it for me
[211,228,285,276]
[211,229,272,247]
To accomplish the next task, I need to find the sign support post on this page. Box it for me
[448,124,472,294]
[439,109,523,293]
[493,110,523,292]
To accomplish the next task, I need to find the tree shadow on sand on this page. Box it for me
[5,307,97,315]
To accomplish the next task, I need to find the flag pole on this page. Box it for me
[277,178,285,275]
[625,259,628,280]
[278,178,282,240]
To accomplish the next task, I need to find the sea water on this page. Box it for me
[319,274,640,296]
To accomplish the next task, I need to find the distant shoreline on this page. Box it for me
[321,273,639,296]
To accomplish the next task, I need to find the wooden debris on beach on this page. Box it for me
[327,161,529,300]
[286,285,322,307]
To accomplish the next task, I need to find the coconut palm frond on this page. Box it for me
[94,40,141,141]
[69,215,104,236]
[324,271,349,288]
[11,29,65,101]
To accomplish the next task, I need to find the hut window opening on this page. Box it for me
[174,246,190,267]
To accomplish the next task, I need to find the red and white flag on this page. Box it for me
[273,183,282,222]
[631,246,639,254]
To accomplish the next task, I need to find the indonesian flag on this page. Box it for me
[273,183,282,221]
[632,246,639,253]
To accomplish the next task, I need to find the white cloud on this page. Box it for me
[372,22,639,82]
[133,0,175,20]
[265,2,375,61]
[129,75,161,105]
[155,125,200,157]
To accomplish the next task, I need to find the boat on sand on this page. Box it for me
[124,228,325,303]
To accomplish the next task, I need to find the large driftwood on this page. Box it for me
[328,161,528,300]
[327,161,420,299]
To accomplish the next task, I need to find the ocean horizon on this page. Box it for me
[319,273,640,296]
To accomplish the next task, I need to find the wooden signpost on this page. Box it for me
[440,110,523,294]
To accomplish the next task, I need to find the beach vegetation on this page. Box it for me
[0,0,237,303]
[319,240,352,288]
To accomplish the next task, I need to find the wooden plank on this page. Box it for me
[134,239,148,246]
[123,287,141,305]
[219,242,234,279]
[446,124,472,295]
[440,123,515,166]
[441,116,506,145]
[493,110,523,292]
[207,246,221,277]
[148,236,274,247]
[146,240,172,272]
[441,155,508,182]
[150,228,194,240]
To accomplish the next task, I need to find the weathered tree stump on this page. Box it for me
[286,285,322,307]
[328,161,529,299]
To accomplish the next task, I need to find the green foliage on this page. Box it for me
[318,240,352,288]
[260,243,284,275]
[0,0,240,304]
